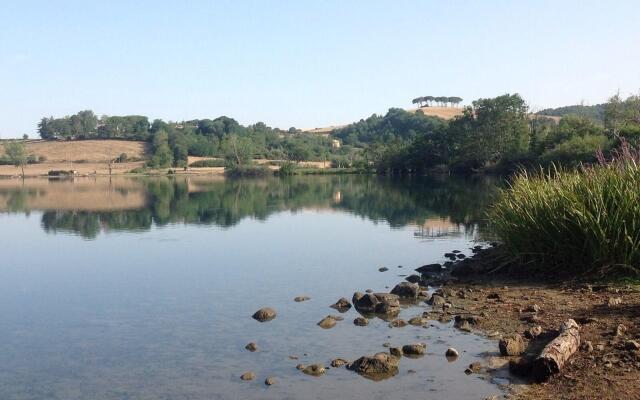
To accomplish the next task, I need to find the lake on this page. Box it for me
[0,175,510,400]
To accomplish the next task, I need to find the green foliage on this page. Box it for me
[188,159,226,168]
[333,108,447,146]
[277,161,298,176]
[223,164,270,177]
[538,104,605,124]
[222,134,254,166]
[3,142,28,172]
[605,93,640,144]
[540,134,611,166]
[489,143,640,276]
[147,131,173,168]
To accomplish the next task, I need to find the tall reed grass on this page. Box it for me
[488,141,640,276]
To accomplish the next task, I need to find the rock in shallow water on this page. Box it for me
[252,307,277,322]
[331,358,349,367]
[402,343,426,357]
[389,347,403,357]
[389,319,407,328]
[240,371,255,381]
[390,282,420,299]
[294,296,310,302]
[317,316,338,329]
[302,364,326,376]
[415,263,443,274]
[264,376,276,386]
[245,342,258,352]
[347,352,399,380]
[330,297,352,312]
[354,317,369,326]
[445,347,459,359]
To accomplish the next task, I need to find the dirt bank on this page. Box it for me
[438,248,640,399]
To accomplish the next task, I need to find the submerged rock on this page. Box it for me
[389,347,403,357]
[317,316,338,329]
[330,297,352,312]
[331,358,349,368]
[302,364,326,376]
[252,307,277,322]
[389,319,407,328]
[408,316,425,326]
[354,317,369,326]
[378,267,389,272]
[265,376,276,386]
[245,342,258,352]
[240,371,256,381]
[402,343,426,357]
[347,352,399,380]
[294,296,311,302]
[390,282,419,299]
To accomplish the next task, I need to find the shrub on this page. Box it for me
[489,142,640,276]
[116,153,128,163]
[224,164,270,178]
[188,159,226,168]
[277,161,298,176]
[540,134,611,167]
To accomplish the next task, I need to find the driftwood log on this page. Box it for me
[532,319,580,382]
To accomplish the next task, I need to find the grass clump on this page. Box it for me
[489,141,640,277]
[224,164,270,178]
[188,159,226,168]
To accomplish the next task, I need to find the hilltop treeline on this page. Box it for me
[411,96,463,107]
[37,114,354,168]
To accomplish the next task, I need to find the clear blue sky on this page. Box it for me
[1,0,639,138]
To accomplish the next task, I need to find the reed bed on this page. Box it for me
[489,142,640,276]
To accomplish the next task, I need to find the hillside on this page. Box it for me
[408,106,464,120]
[537,104,605,124]
[0,139,149,162]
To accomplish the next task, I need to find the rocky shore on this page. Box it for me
[245,245,640,399]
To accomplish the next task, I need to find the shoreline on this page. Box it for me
[427,246,640,399]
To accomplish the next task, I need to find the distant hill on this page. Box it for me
[537,104,605,124]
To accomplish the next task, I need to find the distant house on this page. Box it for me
[331,139,341,149]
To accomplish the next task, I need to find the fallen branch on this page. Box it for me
[532,319,580,382]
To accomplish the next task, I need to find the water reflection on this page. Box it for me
[0,175,499,239]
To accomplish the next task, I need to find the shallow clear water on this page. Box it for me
[0,175,507,399]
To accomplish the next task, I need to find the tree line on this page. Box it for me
[333,92,640,174]
[411,96,463,108]
[35,113,358,169]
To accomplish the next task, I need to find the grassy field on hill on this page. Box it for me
[0,139,149,162]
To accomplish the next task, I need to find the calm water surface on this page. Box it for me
[0,175,508,400]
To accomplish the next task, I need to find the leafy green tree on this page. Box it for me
[3,141,28,176]
[605,93,640,144]
[223,134,254,166]
[148,131,173,168]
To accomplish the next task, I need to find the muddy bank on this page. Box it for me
[438,247,640,400]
